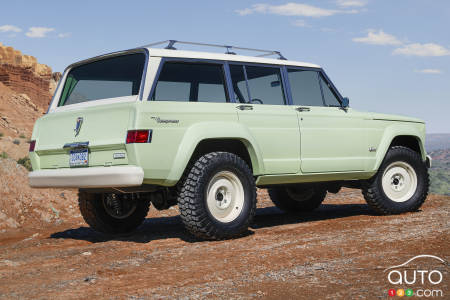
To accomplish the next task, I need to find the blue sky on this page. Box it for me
[1,0,449,133]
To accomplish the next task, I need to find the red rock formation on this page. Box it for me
[0,42,55,110]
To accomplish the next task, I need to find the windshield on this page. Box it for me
[58,53,146,106]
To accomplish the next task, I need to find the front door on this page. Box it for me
[230,64,300,174]
[286,68,366,173]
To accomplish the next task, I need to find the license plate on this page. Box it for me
[69,149,89,167]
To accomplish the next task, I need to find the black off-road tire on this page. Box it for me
[177,152,257,240]
[268,185,327,212]
[362,146,429,215]
[78,192,150,234]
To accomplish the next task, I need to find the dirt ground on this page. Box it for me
[0,189,448,300]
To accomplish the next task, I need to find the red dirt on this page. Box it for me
[0,189,448,299]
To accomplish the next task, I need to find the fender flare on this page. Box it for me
[164,121,264,184]
[373,124,426,171]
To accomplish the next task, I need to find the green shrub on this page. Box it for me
[1,151,8,159]
[13,139,20,145]
[17,156,32,171]
[0,132,3,137]
[19,134,26,139]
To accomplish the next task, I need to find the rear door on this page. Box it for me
[286,68,366,173]
[33,52,147,169]
[230,64,300,174]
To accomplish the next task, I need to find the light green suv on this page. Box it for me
[29,41,431,240]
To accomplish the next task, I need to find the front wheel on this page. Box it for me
[177,152,256,240]
[362,146,429,214]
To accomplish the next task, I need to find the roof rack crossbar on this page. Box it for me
[140,40,287,60]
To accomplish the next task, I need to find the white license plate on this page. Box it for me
[69,149,89,167]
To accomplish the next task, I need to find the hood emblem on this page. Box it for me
[74,117,83,136]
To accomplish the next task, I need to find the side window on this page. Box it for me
[320,74,341,106]
[152,62,228,102]
[245,66,286,105]
[229,65,249,103]
[287,69,323,106]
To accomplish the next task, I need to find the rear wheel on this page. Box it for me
[362,146,429,214]
[78,192,150,234]
[177,152,256,240]
[268,185,327,212]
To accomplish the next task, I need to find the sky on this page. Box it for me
[0,0,449,133]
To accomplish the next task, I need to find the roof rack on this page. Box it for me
[141,40,287,60]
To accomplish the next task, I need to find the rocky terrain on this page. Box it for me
[0,44,448,299]
[0,189,448,299]
[0,43,75,232]
[0,42,60,108]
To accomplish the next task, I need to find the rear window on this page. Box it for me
[58,53,146,106]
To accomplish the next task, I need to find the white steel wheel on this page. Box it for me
[381,161,418,203]
[206,171,245,223]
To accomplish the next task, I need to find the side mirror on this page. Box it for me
[341,97,350,108]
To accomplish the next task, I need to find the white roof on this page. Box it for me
[145,47,321,69]
[66,47,321,71]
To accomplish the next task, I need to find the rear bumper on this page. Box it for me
[29,166,144,188]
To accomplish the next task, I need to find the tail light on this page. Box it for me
[29,140,36,152]
[126,130,152,144]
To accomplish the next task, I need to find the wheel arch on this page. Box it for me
[187,138,257,173]
[374,126,426,171]
[163,122,264,185]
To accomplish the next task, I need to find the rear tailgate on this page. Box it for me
[32,101,136,169]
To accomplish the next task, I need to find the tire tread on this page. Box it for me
[362,146,429,215]
[177,152,256,240]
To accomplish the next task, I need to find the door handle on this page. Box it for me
[237,105,253,111]
[296,107,310,112]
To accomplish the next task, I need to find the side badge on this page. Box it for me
[369,147,377,152]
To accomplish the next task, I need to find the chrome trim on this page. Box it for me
[63,141,89,149]
[426,155,432,168]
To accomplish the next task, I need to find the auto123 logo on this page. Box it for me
[385,255,448,297]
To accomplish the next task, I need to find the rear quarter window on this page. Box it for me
[151,61,228,102]
[58,53,146,106]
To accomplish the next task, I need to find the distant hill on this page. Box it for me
[426,133,450,151]
[429,149,450,196]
